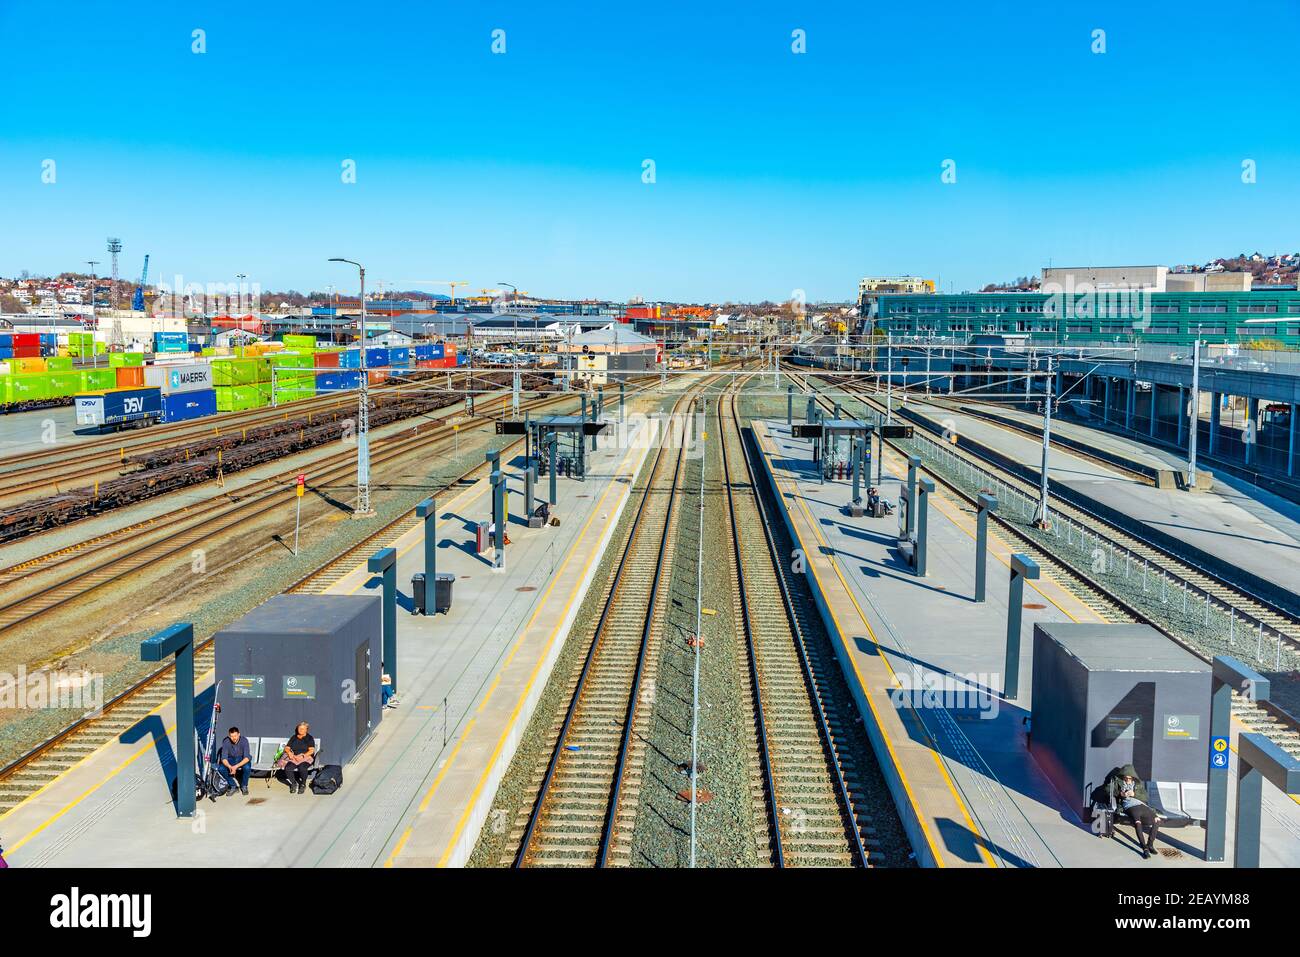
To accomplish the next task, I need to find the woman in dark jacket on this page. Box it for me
[1103,764,1162,859]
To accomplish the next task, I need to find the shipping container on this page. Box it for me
[47,371,82,397]
[14,357,46,374]
[313,351,340,369]
[79,368,117,392]
[364,348,389,368]
[144,361,214,395]
[388,347,410,367]
[282,334,317,350]
[45,356,73,371]
[75,387,163,428]
[413,343,435,361]
[39,333,57,346]
[456,352,470,366]
[3,374,52,405]
[153,331,189,353]
[314,370,362,392]
[368,369,388,385]
[339,349,361,369]
[161,388,217,423]
[109,351,144,368]
[214,383,269,412]
[211,357,270,385]
[115,366,146,388]
[13,333,40,348]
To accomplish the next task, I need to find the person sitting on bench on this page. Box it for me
[534,500,550,523]
[282,722,316,794]
[216,726,251,796]
[1103,764,1162,859]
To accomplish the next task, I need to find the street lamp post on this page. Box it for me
[329,258,373,517]
[1187,326,1202,490]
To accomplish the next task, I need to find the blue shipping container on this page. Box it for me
[154,331,189,353]
[388,347,410,366]
[314,370,361,391]
[413,344,435,360]
[161,388,217,423]
[39,333,57,345]
[0,334,12,347]
[339,349,361,369]
[74,387,163,427]
[0,348,12,360]
[457,352,470,366]
[364,348,389,368]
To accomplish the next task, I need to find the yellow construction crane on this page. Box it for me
[402,279,469,304]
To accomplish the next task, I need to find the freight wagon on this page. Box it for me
[75,387,164,430]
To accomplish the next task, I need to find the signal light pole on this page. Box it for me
[329,258,373,517]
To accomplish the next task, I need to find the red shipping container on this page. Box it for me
[12,346,41,358]
[416,360,438,369]
[12,333,40,347]
[314,351,340,368]
[115,366,145,388]
[367,370,388,385]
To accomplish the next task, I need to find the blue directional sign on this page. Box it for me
[1210,736,1230,771]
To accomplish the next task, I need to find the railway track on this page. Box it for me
[508,391,696,867]
[717,380,871,866]
[791,371,1300,757]
[0,368,548,501]
[0,389,578,637]
[831,376,1300,655]
[0,390,574,813]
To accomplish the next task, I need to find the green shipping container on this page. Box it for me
[212,358,270,386]
[283,334,317,350]
[268,352,313,370]
[47,371,82,398]
[214,384,268,412]
[4,373,53,404]
[45,356,74,371]
[79,368,117,391]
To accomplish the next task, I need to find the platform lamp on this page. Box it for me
[329,258,373,517]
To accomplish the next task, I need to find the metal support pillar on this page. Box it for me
[905,455,921,538]
[491,470,505,570]
[975,493,997,602]
[367,548,398,692]
[525,464,536,518]
[1003,554,1040,700]
[619,381,626,420]
[787,385,793,426]
[416,498,436,605]
[1290,401,1297,477]
[1207,657,1270,862]
[915,477,934,577]
[1234,733,1300,867]
[851,437,863,505]
[1209,392,1221,455]
[140,623,197,818]
[1245,396,1259,466]
[548,434,558,504]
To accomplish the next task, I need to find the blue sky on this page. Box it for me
[3,1,1299,302]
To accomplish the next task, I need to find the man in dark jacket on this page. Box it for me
[1103,764,1162,859]
[216,727,251,795]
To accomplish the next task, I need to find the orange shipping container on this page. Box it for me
[367,369,388,385]
[314,351,340,368]
[115,366,145,388]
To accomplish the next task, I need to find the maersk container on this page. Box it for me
[144,361,214,395]
[75,387,163,428]
[162,388,217,423]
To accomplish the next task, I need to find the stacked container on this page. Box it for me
[153,331,189,354]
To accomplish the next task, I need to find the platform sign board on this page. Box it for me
[880,425,914,439]
[232,675,266,698]
[282,675,316,700]
[1163,713,1200,740]
[791,424,822,438]
[496,421,528,434]
[1210,736,1230,771]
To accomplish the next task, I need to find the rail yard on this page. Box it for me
[3,340,1298,885]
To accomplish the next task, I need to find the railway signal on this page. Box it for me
[293,473,306,555]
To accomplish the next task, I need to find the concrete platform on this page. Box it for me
[752,419,1300,868]
[0,416,651,868]
[903,399,1300,613]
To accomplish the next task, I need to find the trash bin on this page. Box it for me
[411,573,427,615]
[434,573,456,614]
